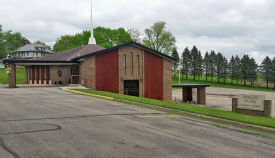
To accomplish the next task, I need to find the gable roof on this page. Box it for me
[4,42,176,64]
[73,41,176,61]
[17,43,54,53]
[37,44,105,61]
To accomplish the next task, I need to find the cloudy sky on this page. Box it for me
[0,0,274,63]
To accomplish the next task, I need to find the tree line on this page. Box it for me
[172,46,275,89]
[53,21,176,55]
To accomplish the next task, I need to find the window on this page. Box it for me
[27,52,29,56]
[130,52,133,76]
[123,54,126,76]
[36,52,38,56]
[137,55,140,76]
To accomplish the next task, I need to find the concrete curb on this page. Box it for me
[62,89,275,134]
[62,88,113,100]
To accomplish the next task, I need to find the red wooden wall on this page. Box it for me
[32,66,35,84]
[41,66,44,84]
[96,50,119,93]
[144,51,163,100]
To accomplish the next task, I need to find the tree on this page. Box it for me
[234,55,242,84]
[171,47,180,78]
[94,27,132,48]
[128,28,142,43]
[142,21,176,55]
[260,56,272,88]
[209,51,216,82]
[220,56,228,84]
[203,51,211,82]
[0,25,6,59]
[181,47,191,79]
[240,54,250,86]
[53,27,133,52]
[247,57,258,86]
[34,40,48,47]
[197,51,203,80]
[190,46,199,80]
[228,56,235,84]
[271,57,275,89]
[216,52,224,83]
[5,32,30,53]
[0,25,30,58]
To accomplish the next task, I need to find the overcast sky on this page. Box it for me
[0,0,274,63]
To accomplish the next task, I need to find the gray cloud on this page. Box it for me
[0,0,274,63]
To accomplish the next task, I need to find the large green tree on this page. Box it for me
[53,27,133,52]
[247,57,258,87]
[234,55,242,84]
[228,56,235,84]
[5,31,30,52]
[203,51,211,82]
[181,47,191,79]
[142,21,176,55]
[260,56,272,88]
[240,54,251,86]
[190,46,200,80]
[209,51,216,82]
[0,25,6,59]
[216,52,224,83]
[171,47,180,78]
[271,57,275,89]
[0,25,30,58]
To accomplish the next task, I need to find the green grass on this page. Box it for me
[73,89,275,129]
[173,74,275,92]
[0,68,25,84]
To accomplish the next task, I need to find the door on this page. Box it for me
[124,80,139,97]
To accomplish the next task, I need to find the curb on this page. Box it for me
[62,88,113,100]
[62,89,275,134]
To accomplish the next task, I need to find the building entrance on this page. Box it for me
[124,80,139,97]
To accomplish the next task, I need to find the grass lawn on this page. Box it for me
[73,89,275,129]
[0,68,25,84]
[172,74,275,92]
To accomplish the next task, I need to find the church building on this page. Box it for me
[3,0,175,101]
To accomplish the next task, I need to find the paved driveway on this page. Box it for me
[173,87,275,117]
[0,85,275,158]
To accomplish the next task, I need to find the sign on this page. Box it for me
[237,94,265,111]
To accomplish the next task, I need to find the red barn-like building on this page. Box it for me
[4,42,175,101]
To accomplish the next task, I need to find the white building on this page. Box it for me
[9,43,54,59]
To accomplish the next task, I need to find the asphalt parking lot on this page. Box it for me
[1,85,275,158]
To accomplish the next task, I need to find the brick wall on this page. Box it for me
[163,58,172,101]
[50,65,71,84]
[118,46,144,97]
[79,56,96,89]
[8,63,16,88]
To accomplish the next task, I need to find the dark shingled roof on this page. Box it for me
[17,43,54,54]
[73,41,176,61]
[4,42,176,64]
[37,44,105,61]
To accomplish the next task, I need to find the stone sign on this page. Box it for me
[237,94,265,111]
